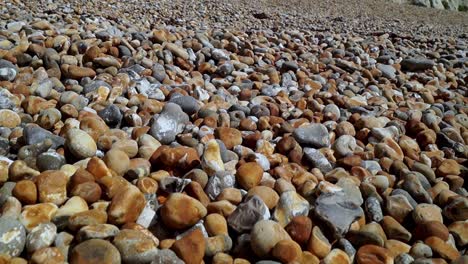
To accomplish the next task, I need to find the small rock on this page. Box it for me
[161,193,207,230]
[250,220,291,257]
[113,229,158,264]
[0,217,26,257]
[70,239,121,264]
[171,229,205,264]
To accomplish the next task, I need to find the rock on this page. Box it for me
[169,95,201,115]
[97,104,122,128]
[448,221,467,247]
[332,135,357,157]
[409,241,432,259]
[23,125,65,149]
[12,180,37,205]
[30,247,65,264]
[412,203,443,224]
[314,191,363,237]
[250,220,291,257]
[443,197,468,221]
[171,229,205,264]
[215,127,243,149]
[205,213,228,236]
[394,253,414,264]
[161,193,207,229]
[0,217,26,257]
[0,59,17,81]
[77,224,119,241]
[303,148,333,173]
[205,235,233,257]
[36,170,68,205]
[284,215,312,245]
[273,191,309,227]
[377,64,396,79]
[151,249,184,264]
[414,221,449,242]
[0,110,21,128]
[26,222,57,253]
[425,236,460,261]
[150,103,189,144]
[293,123,330,148]
[381,216,411,242]
[227,195,270,233]
[236,162,263,190]
[356,245,393,264]
[322,249,351,264]
[271,239,302,263]
[36,152,66,172]
[66,129,97,159]
[246,186,279,210]
[108,185,145,225]
[70,239,121,264]
[20,203,58,231]
[202,139,225,175]
[205,171,236,200]
[113,229,158,264]
[436,159,460,177]
[365,196,383,222]
[307,226,331,258]
[401,58,435,71]
[385,194,414,223]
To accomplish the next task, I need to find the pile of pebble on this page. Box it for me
[0,0,467,264]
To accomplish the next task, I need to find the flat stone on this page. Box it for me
[314,191,363,238]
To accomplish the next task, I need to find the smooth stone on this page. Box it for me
[0,217,26,257]
[66,129,97,159]
[36,152,66,172]
[151,249,184,264]
[169,95,201,115]
[113,229,158,264]
[161,193,207,230]
[401,58,435,71]
[250,220,291,257]
[70,239,121,264]
[26,222,56,253]
[293,123,330,148]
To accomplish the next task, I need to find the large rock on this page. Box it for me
[227,195,270,233]
[314,191,363,238]
[150,103,189,144]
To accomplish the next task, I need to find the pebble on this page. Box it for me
[112,229,158,263]
[0,217,26,257]
[70,239,121,264]
[250,220,291,257]
[236,162,263,190]
[171,229,205,264]
[150,103,189,144]
[161,193,207,229]
[66,129,97,159]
